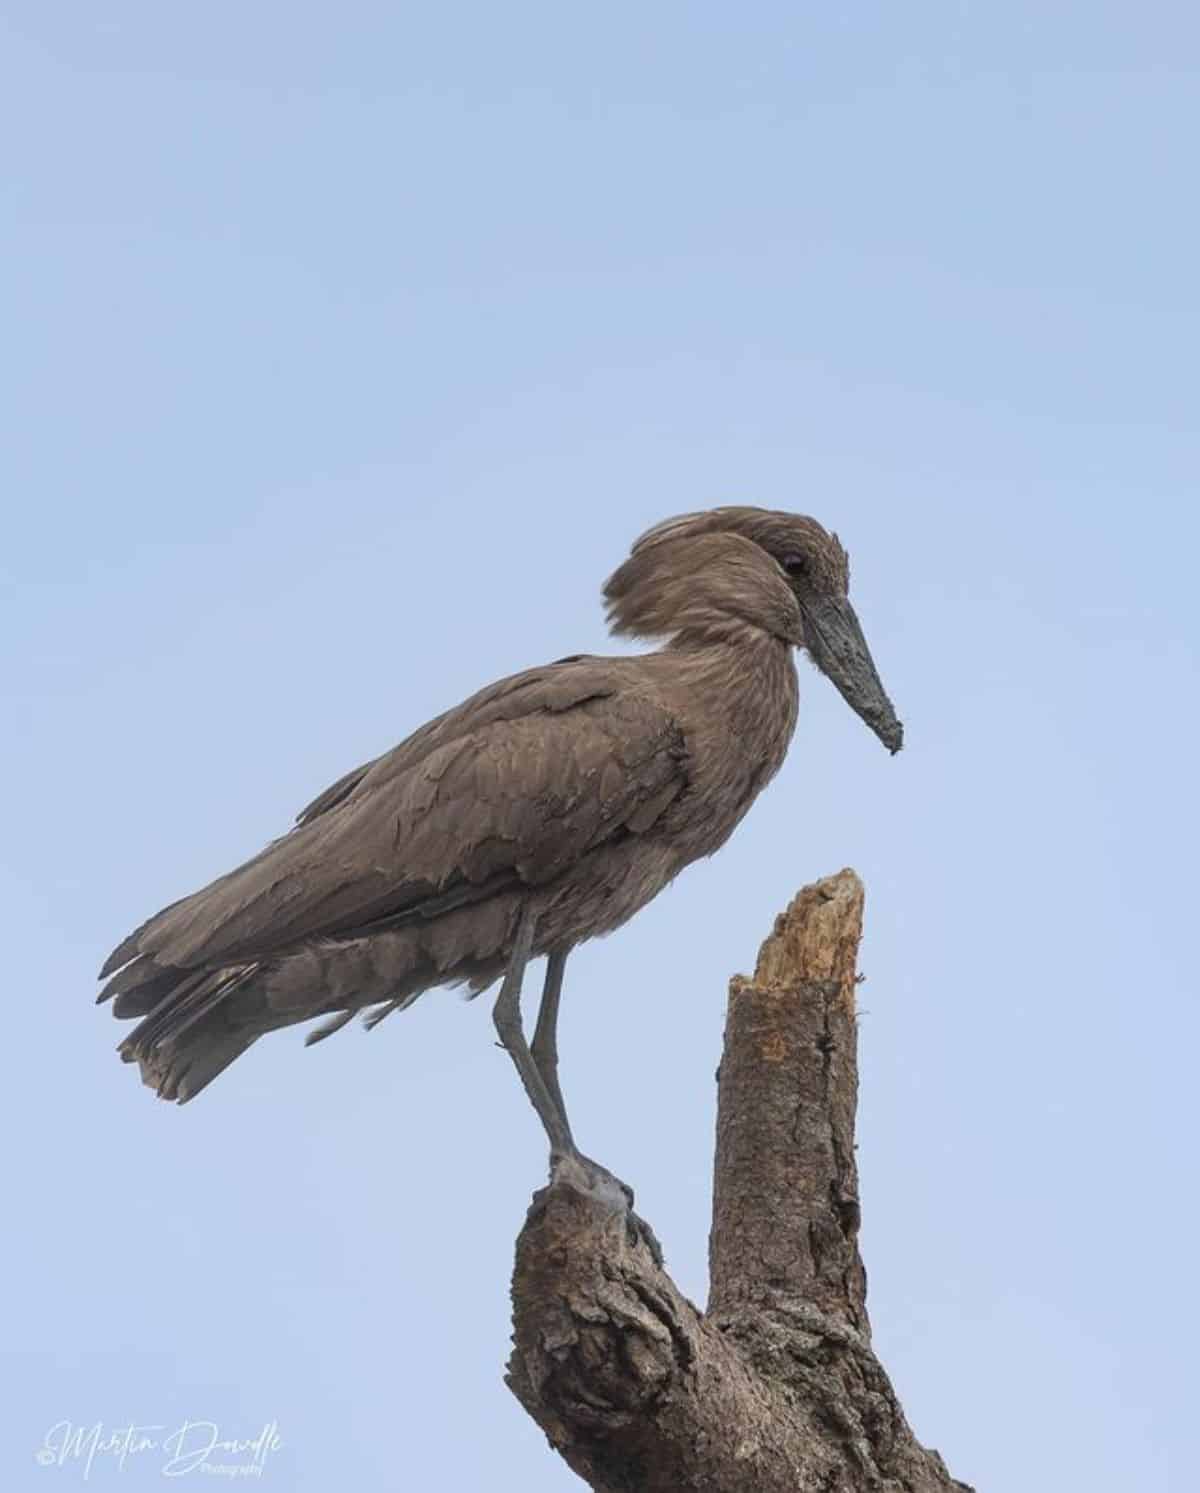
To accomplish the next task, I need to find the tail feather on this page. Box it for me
[98,909,463,1100]
[118,969,219,1054]
[116,964,265,1103]
[160,965,259,1044]
[121,1022,261,1103]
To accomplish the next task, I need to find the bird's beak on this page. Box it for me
[801,596,903,754]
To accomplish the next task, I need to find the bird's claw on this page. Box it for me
[548,1149,665,1266]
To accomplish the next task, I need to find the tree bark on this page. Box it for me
[505,869,972,1492]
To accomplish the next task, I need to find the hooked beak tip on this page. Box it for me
[800,594,903,756]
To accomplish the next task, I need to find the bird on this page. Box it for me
[98,506,901,1169]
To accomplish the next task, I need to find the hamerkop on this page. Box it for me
[99,507,902,1164]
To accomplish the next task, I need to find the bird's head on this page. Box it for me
[604,506,903,754]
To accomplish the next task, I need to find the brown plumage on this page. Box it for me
[98,507,902,1144]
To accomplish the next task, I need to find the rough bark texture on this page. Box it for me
[506,869,972,1492]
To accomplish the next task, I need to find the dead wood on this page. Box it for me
[506,870,972,1492]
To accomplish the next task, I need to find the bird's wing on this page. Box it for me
[100,659,616,976]
[294,761,374,825]
[292,656,613,827]
[101,661,688,977]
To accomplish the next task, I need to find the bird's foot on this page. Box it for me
[549,1148,664,1267]
[549,1146,630,1204]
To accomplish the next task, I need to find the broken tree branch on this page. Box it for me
[506,869,971,1492]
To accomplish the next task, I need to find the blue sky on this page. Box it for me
[4,4,1198,1489]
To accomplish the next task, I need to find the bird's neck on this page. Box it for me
[667,620,796,687]
[664,626,800,786]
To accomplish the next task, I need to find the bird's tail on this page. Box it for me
[98,914,485,1102]
[124,1021,260,1104]
[103,958,265,1103]
[99,936,448,1102]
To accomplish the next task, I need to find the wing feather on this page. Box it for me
[102,659,688,979]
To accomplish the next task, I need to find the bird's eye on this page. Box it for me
[781,553,810,578]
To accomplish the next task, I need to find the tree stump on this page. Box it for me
[506,869,972,1492]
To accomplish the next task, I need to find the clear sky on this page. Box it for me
[4,4,1197,1489]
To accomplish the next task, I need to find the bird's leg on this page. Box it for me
[530,949,572,1138]
[527,949,661,1258]
[495,915,661,1261]
[492,905,574,1159]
